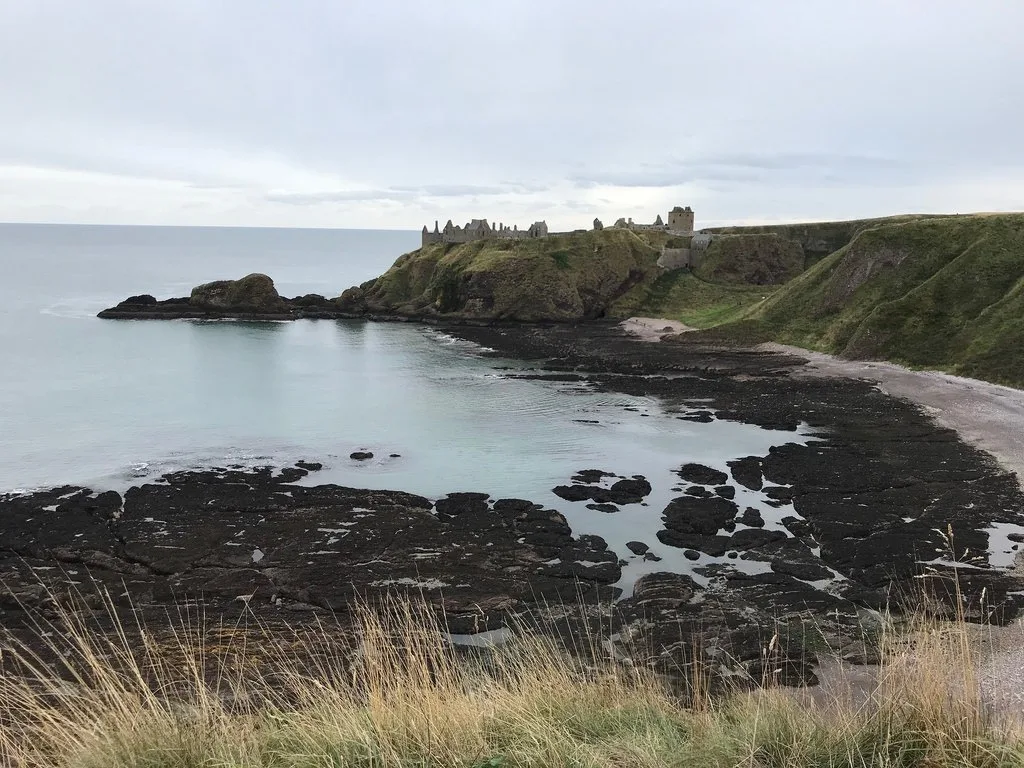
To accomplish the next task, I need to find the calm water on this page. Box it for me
[0,223,819,593]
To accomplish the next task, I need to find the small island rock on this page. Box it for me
[190,273,288,313]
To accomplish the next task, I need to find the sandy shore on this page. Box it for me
[624,315,1024,485]
[759,342,1024,486]
[620,317,694,341]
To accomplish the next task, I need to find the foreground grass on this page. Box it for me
[2,589,1023,768]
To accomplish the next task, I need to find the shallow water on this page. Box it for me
[0,223,836,594]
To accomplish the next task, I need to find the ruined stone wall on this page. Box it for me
[657,247,694,270]
[690,233,715,250]
[423,218,549,246]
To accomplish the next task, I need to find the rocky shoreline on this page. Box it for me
[5,321,1024,688]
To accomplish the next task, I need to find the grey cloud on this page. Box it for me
[0,0,1021,227]
[572,153,907,189]
[266,182,549,206]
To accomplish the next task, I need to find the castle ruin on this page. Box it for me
[422,218,549,247]
[612,205,694,234]
[420,205,695,248]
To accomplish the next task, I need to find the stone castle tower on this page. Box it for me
[667,205,694,233]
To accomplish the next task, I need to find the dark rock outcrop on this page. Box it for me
[676,463,729,486]
[552,473,651,506]
[189,273,288,313]
[98,275,352,320]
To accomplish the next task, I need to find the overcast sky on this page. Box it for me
[1,1,1022,231]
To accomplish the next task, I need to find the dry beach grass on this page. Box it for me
[2,583,1024,768]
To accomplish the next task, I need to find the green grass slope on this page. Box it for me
[709,214,938,269]
[338,229,662,321]
[751,214,1024,386]
[611,270,773,328]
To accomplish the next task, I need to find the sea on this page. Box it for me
[0,223,823,593]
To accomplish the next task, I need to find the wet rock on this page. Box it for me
[658,531,731,557]
[626,541,649,555]
[771,559,833,581]
[683,549,700,561]
[781,516,811,538]
[684,486,712,498]
[714,485,736,500]
[662,496,738,535]
[726,528,787,551]
[571,469,615,484]
[608,476,651,500]
[545,535,621,583]
[585,503,619,513]
[350,451,374,461]
[492,498,540,514]
[553,474,650,505]
[678,410,714,423]
[764,485,796,504]
[296,460,322,471]
[553,484,593,502]
[632,572,698,607]
[728,456,764,491]
[435,492,490,518]
[675,463,728,486]
[739,507,765,527]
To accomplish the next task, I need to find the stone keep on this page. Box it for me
[667,206,695,233]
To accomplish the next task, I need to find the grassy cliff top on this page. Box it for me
[346,228,663,321]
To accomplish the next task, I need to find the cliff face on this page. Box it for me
[337,229,662,322]
[695,234,804,285]
[707,214,940,269]
[752,214,1024,385]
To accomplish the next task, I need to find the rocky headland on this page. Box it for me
[98,214,1024,393]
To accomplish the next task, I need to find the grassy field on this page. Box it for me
[2,587,1023,767]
